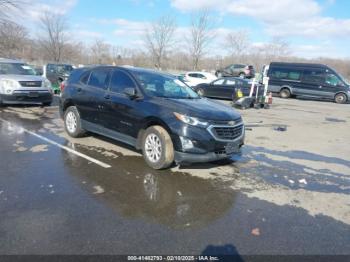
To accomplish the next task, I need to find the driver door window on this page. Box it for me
[110,70,135,94]
[325,74,344,87]
[213,79,225,86]
[225,79,236,86]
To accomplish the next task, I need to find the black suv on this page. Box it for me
[59,66,245,169]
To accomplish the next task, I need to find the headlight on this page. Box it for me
[43,78,52,89]
[0,79,20,94]
[174,112,208,127]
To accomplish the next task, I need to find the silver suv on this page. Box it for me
[0,58,53,106]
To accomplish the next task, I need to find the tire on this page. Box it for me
[197,88,205,97]
[142,125,174,170]
[43,102,52,107]
[280,88,291,99]
[64,106,86,138]
[239,73,245,79]
[334,93,347,104]
[217,72,223,78]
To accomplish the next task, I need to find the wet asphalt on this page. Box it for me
[0,99,349,256]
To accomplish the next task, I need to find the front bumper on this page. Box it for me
[168,119,245,163]
[0,91,53,105]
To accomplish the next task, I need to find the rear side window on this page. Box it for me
[88,69,110,89]
[270,68,302,81]
[302,69,325,83]
[110,70,135,94]
[80,71,91,84]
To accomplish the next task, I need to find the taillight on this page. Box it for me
[60,81,66,93]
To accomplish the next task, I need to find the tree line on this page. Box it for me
[1,1,349,79]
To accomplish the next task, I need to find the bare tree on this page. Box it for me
[0,0,22,21]
[187,10,215,70]
[263,37,291,61]
[0,20,27,57]
[225,30,250,63]
[38,12,68,62]
[90,39,111,64]
[144,15,177,70]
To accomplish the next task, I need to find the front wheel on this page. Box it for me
[64,106,86,138]
[335,93,347,104]
[142,126,174,170]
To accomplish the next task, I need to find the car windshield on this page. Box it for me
[0,62,36,75]
[338,73,350,85]
[49,64,73,74]
[133,71,200,99]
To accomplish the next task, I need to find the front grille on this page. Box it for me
[19,81,42,87]
[211,125,243,141]
[210,118,242,126]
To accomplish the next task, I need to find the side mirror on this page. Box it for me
[124,87,137,98]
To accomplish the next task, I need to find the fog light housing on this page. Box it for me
[180,136,194,150]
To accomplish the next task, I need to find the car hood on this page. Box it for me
[0,74,45,81]
[154,97,241,121]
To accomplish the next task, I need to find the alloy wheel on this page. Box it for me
[66,111,77,133]
[145,133,162,163]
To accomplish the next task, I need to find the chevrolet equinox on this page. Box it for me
[59,66,245,169]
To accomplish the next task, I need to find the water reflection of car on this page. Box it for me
[43,63,74,94]
[0,58,53,106]
[193,77,261,100]
[62,148,236,229]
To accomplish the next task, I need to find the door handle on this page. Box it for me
[104,94,110,99]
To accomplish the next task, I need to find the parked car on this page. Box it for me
[59,66,245,169]
[194,77,261,100]
[175,74,191,86]
[215,64,255,79]
[0,58,53,106]
[43,63,74,93]
[183,71,217,87]
[267,62,350,104]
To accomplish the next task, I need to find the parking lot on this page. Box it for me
[0,97,349,255]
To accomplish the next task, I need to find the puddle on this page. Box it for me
[61,143,237,229]
[273,126,287,132]
[325,117,346,123]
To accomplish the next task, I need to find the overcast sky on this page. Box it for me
[20,0,350,59]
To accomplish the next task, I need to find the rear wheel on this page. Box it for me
[142,126,174,170]
[239,73,245,78]
[280,88,291,99]
[64,106,86,138]
[334,93,347,104]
